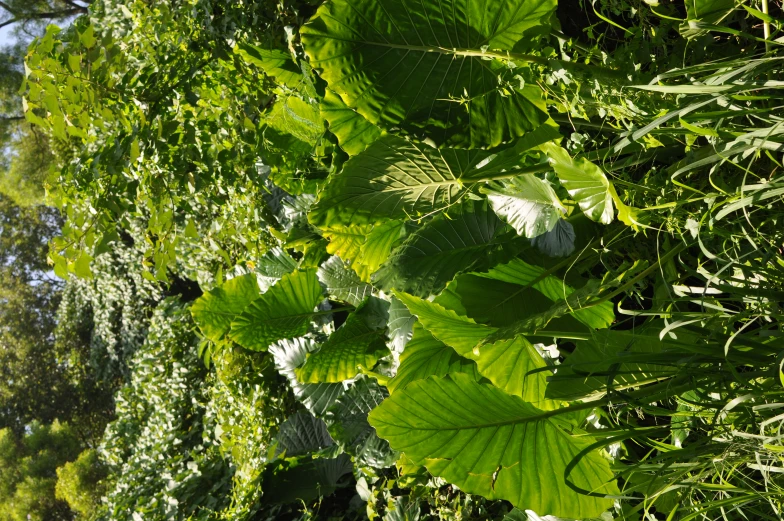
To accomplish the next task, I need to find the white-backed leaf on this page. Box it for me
[275,411,335,457]
[483,176,565,238]
[270,337,345,415]
[318,255,372,306]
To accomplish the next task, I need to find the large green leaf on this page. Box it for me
[373,200,524,297]
[681,0,735,37]
[310,127,559,227]
[297,298,390,383]
[270,337,345,415]
[318,255,372,306]
[321,89,383,155]
[230,269,324,351]
[437,274,585,332]
[540,143,614,225]
[322,224,372,262]
[368,374,618,518]
[320,220,405,282]
[300,0,555,148]
[477,258,615,330]
[546,329,678,401]
[262,454,352,505]
[275,411,335,457]
[387,323,481,393]
[190,274,260,343]
[324,377,398,467]
[396,292,555,408]
[482,176,565,238]
[358,220,406,280]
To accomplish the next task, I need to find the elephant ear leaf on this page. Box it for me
[373,200,524,297]
[369,374,618,519]
[191,273,260,343]
[395,292,557,409]
[300,0,556,148]
[230,269,324,351]
[297,298,390,383]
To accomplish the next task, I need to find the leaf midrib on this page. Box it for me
[310,33,545,64]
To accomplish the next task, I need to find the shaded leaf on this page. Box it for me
[373,200,524,297]
[275,411,335,457]
[262,454,352,505]
[300,0,555,147]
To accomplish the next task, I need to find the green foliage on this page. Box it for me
[55,449,107,520]
[16,0,784,519]
[300,0,555,148]
[0,422,81,521]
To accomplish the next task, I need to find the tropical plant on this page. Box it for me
[17,0,784,518]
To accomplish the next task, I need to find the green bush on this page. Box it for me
[55,450,107,520]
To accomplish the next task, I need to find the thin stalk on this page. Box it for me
[463,164,551,183]
[762,0,771,52]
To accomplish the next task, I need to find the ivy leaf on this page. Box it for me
[230,269,324,351]
[482,176,565,238]
[321,89,383,155]
[395,292,555,408]
[541,143,615,225]
[373,200,525,297]
[265,96,324,147]
[387,323,481,393]
[297,298,390,383]
[191,273,260,343]
[300,0,555,148]
[310,128,558,227]
[368,374,618,518]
